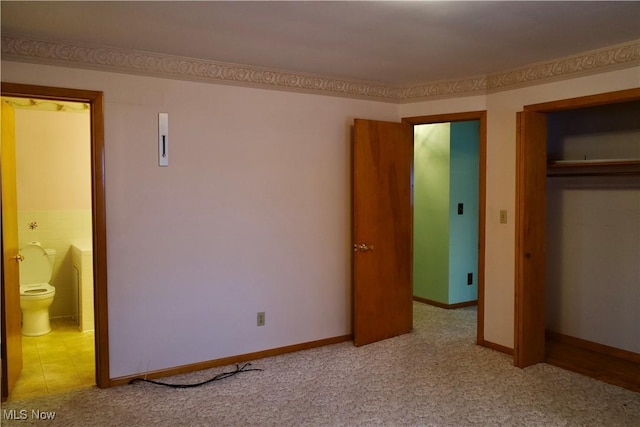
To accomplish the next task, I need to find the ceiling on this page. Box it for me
[2,1,639,86]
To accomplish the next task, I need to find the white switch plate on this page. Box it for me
[158,113,169,167]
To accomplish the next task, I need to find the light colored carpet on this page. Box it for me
[2,302,639,426]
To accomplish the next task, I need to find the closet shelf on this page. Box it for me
[547,159,640,177]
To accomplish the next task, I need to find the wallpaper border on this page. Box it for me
[2,35,638,103]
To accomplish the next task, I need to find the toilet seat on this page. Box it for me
[20,283,55,299]
[18,244,57,336]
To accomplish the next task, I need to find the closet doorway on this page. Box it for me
[515,88,640,391]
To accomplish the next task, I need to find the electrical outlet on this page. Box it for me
[257,312,265,327]
[499,210,508,224]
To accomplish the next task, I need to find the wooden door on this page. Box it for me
[352,119,413,346]
[514,111,547,367]
[1,99,23,398]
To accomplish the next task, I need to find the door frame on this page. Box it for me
[514,88,640,368]
[0,83,110,390]
[402,111,487,346]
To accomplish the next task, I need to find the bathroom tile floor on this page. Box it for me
[8,317,95,402]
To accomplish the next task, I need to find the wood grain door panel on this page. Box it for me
[1,99,23,397]
[353,119,413,346]
[514,111,547,367]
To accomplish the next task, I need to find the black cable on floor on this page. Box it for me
[128,363,262,388]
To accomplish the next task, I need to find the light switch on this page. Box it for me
[158,113,168,167]
[500,210,508,224]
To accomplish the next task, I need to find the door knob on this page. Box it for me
[11,254,25,262]
[353,243,374,252]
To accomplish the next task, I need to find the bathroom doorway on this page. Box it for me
[3,95,95,399]
[1,83,109,401]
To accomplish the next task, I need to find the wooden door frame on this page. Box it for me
[514,88,640,368]
[402,111,487,346]
[0,83,110,390]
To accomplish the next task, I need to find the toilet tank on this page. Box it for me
[19,244,56,285]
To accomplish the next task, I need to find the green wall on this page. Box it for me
[413,123,450,303]
[413,121,479,305]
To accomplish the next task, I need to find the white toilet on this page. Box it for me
[19,244,56,336]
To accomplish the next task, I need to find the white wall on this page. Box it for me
[2,61,398,378]
[400,67,640,348]
[2,60,638,377]
[14,108,91,211]
[547,176,640,353]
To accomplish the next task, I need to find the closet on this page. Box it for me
[515,88,640,392]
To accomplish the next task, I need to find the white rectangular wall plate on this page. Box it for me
[158,113,169,167]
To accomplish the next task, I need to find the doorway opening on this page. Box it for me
[412,120,480,309]
[1,83,109,401]
[351,111,486,348]
[515,88,640,391]
[404,111,487,345]
[3,95,94,399]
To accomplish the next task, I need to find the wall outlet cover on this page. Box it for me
[257,312,265,326]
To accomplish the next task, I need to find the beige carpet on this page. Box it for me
[2,302,639,426]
